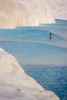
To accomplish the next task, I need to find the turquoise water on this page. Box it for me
[0,20,67,48]
[0,42,67,65]
[0,20,67,65]
[0,29,62,42]
[0,19,67,100]
[22,65,67,100]
[0,29,66,47]
[0,19,67,65]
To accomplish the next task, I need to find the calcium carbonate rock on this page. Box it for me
[0,0,55,28]
[0,48,59,100]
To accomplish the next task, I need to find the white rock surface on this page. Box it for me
[45,0,67,20]
[0,48,59,100]
[0,0,55,29]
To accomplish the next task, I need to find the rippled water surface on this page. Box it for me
[22,65,67,100]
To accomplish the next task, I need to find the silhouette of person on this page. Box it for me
[49,33,52,40]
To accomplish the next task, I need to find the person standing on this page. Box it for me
[49,33,52,40]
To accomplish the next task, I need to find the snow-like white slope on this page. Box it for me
[0,0,55,29]
[45,0,67,20]
[0,48,59,100]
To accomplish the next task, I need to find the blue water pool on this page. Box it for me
[0,19,67,100]
[22,65,67,100]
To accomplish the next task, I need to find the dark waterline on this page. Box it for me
[22,65,67,100]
